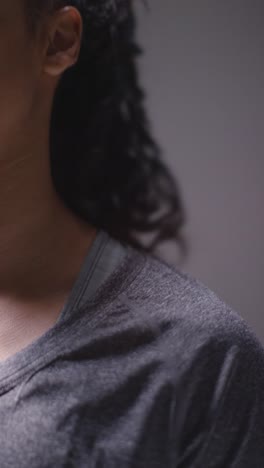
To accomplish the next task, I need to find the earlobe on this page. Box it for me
[44,54,78,77]
[45,36,79,77]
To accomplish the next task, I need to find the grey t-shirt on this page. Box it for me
[0,228,264,467]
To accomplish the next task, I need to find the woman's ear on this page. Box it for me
[43,6,83,77]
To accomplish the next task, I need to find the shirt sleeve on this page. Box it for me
[174,320,264,468]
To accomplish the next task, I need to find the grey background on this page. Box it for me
[135,1,264,343]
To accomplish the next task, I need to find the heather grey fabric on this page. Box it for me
[0,229,264,467]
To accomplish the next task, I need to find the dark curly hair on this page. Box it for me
[25,0,189,266]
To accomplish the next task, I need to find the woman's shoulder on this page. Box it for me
[118,248,264,465]
[122,248,264,368]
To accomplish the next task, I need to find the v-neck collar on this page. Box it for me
[0,229,146,394]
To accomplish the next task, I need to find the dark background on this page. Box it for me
[135,1,264,343]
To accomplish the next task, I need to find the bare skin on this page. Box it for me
[0,3,98,361]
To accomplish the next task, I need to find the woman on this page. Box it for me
[0,1,263,467]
